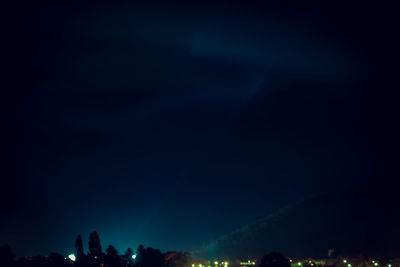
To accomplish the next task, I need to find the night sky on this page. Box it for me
[2,1,399,257]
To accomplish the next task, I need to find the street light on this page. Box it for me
[132,254,137,260]
[68,254,76,262]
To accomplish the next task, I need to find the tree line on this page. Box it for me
[0,231,192,267]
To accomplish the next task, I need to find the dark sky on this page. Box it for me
[2,1,399,257]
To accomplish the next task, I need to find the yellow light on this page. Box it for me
[68,254,76,262]
[343,260,347,264]
[215,261,219,265]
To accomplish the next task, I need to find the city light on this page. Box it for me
[374,263,378,266]
[215,261,219,265]
[68,254,76,261]
[132,254,137,260]
[239,261,255,265]
[343,260,347,263]
[298,262,302,266]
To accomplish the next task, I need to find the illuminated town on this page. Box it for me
[8,234,396,267]
[12,254,400,267]
[188,258,400,267]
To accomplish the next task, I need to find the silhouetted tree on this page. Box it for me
[137,245,145,261]
[125,248,134,259]
[123,248,135,266]
[165,251,192,267]
[89,231,102,258]
[28,254,46,267]
[259,252,290,267]
[106,245,118,257]
[0,245,15,267]
[48,252,68,267]
[105,245,122,267]
[75,234,85,259]
[135,245,164,267]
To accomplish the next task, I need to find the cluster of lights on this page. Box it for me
[293,258,392,267]
[192,262,228,267]
[194,258,392,267]
[292,261,326,267]
[240,260,256,265]
[65,253,138,263]
[216,261,228,266]
[342,259,351,267]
